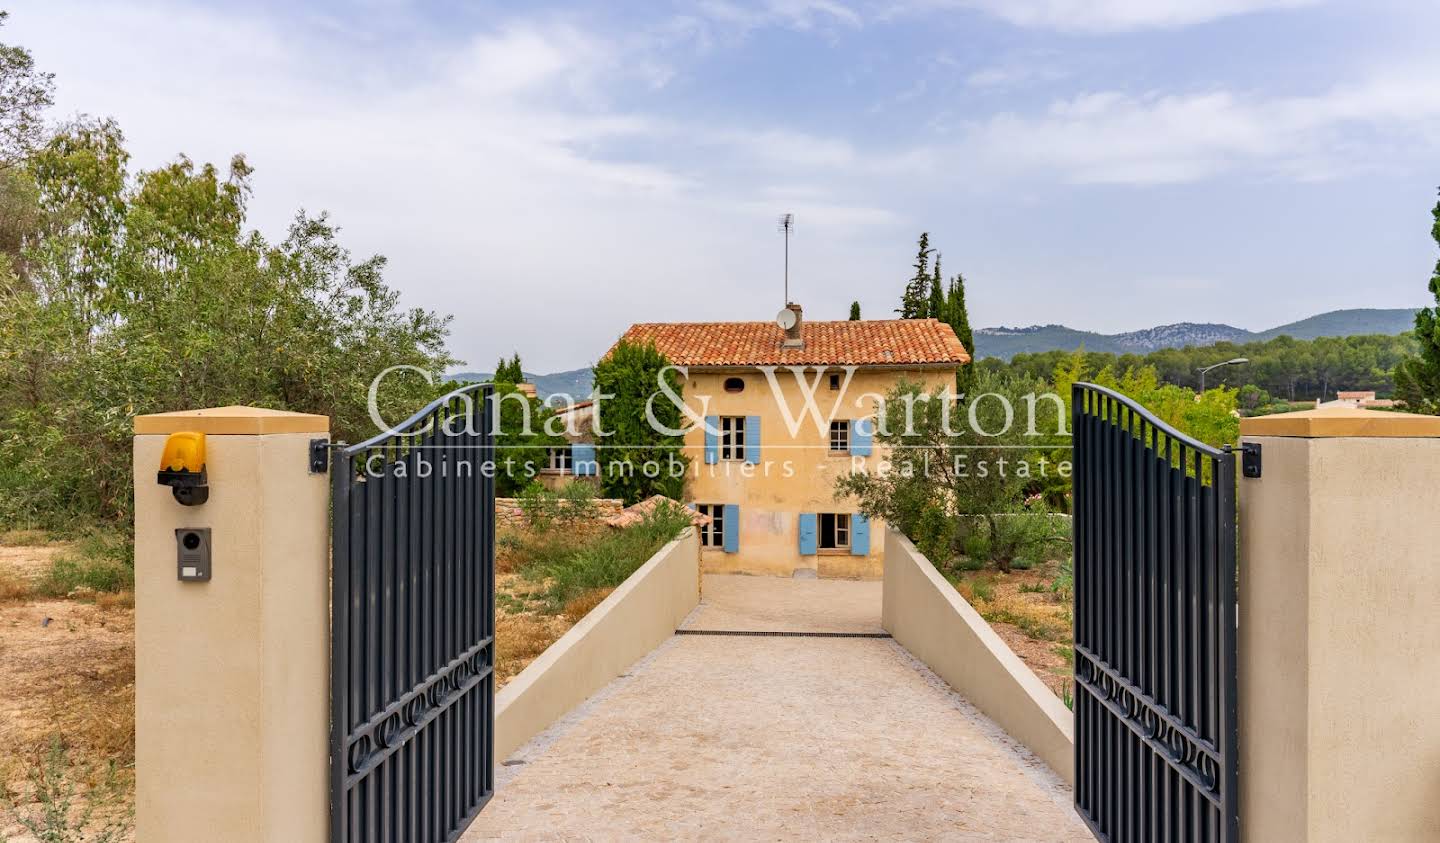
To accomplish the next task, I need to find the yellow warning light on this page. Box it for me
[157,431,209,506]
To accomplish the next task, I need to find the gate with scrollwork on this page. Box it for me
[328,383,496,843]
[1071,383,1239,842]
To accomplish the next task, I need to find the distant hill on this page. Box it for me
[449,367,593,399]
[975,308,1418,360]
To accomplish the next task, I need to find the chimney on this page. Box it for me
[782,302,804,348]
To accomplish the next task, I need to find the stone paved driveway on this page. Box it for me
[463,575,1091,841]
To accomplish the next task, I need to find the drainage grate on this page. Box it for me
[676,629,891,639]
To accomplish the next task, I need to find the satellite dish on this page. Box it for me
[775,307,797,330]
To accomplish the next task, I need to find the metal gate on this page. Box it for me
[329,383,496,843]
[1071,383,1239,842]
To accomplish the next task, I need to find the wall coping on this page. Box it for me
[1240,406,1440,439]
[134,405,330,435]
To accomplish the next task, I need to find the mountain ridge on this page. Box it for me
[975,308,1419,360]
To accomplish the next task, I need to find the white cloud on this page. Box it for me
[696,0,862,31]
[959,68,1440,184]
[894,0,1317,32]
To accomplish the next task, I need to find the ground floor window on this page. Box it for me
[819,513,850,550]
[546,446,573,472]
[696,503,725,548]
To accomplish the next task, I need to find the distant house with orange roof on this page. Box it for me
[1319,390,1397,410]
[607,303,969,578]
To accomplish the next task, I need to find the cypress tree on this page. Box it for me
[948,273,976,394]
[849,301,861,320]
[1397,191,1440,414]
[928,253,945,320]
[898,232,932,318]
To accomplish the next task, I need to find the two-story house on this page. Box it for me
[610,303,969,578]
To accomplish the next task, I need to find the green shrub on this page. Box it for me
[912,503,956,564]
[988,511,1065,573]
[1050,557,1074,603]
[516,481,600,532]
[36,531,133,596]
[522,501,691,611]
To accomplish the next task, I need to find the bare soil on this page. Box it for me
[0,535,136,841]
[950,561,1075,699]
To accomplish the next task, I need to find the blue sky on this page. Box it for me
[11,0,1440,371]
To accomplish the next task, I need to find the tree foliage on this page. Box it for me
[983,332,1417,404]
[493,353,524,384]
[848,300,860,320]
[0,12,53,170]
[1396,191,1440,414]
[897,232,932,318]
[0,119,454,525]
[835,369,1065,571]
[895,232,978,396]
[590,340,688,504]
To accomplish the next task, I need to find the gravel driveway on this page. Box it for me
[463,574,1091,841]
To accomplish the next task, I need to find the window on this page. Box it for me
[724,376,745,393]
[720,416,746,460]
[829,420,849,453]
[697,504,724,548]
[819,513,851,550]
[829,373,841,390]
[545,446,573,472]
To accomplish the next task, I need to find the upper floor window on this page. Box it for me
[829,373,841,390]
[546,446,573,472]
[720,416,746,460]
[829,420,849,452]
[724,376,745,393]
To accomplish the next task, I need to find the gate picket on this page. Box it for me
[330,384,496,843]
[1072,383,1239,842]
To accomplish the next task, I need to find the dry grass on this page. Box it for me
[0,529,55,547]
[495,611,571,686]
[0,597,135,839]
[951,562,1074,698]
[560,587,612,624]
[0,564,31,603]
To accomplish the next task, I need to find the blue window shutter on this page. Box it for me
[849,418,873,457]
[745,415,761,464]
[571,443,596,475]
[722,504,739,553]
[704,415,719,464]
[798,513,817,555]
[850,514,870,556]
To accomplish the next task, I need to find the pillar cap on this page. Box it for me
[134,406,330,435]
[1240,406,1440,439]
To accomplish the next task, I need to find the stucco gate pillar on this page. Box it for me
[133,406,330,842]
[1237,406,1440,842]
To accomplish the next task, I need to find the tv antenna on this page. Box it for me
[778,213,794,305]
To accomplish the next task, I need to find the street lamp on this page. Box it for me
[1198,357,1249,393]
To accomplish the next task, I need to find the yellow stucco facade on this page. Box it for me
[677,367,956,578]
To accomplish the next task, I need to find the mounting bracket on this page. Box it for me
[309,439,330,474]
[1240,442,1262,479]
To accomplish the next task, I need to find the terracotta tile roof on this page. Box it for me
[611,319,970,367]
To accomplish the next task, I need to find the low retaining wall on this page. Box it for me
[494,527,701,761]
[494,497,624,528]
[882,530,1074,785]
